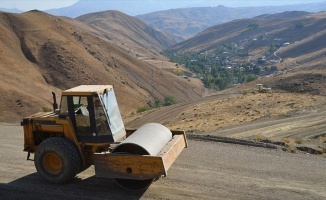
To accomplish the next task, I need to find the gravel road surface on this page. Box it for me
[0,123,325,199]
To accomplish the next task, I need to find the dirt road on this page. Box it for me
[1,123,325,199]
[126,93,240,128]
[208,109,326,143]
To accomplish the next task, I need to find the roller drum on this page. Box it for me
[112,123,172,155]
[112,123,172,191]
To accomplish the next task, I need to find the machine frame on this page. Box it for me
[21,85,187,190]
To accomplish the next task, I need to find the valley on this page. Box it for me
[163,11,326,95]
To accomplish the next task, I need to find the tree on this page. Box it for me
[271,66,278,71]
[295,21,305,29]
[247,23,259,30]
[246,74,256,82]
[253,66,261,75]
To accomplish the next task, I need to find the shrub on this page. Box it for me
[137,106,150,113]
[172,69,182,76]
[295,21,305,29]
[164,95,176,106]
[247,23,259,30]
[295,138,304,144]
[153,99,163,108]
[271,66,278,71]
[246,74,256,82]
[42,107,52,112]
[252,135,267,142]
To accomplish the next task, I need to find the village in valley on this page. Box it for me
[164,28,292,90]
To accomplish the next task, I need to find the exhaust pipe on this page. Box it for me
[52,91,58,112]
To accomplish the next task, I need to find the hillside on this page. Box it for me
[163,11,326,95]
[137,3,326,39]
[0,10,203,123]
[167,12,326,70]
[76,10,180,60]
[168,11,324,53]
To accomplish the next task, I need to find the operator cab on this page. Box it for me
[58,85,126,143]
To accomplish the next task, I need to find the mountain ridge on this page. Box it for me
[2,1,326,40]
[167,11,326,54]
[76,10,180,60]
[137,2,326,39]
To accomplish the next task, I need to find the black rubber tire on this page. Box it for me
[34,137,82,184]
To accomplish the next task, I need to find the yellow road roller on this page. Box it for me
[21,85,187,190]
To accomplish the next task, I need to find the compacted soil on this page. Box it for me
[0,123,325,200]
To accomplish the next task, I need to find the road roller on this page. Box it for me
[21,85,187,190]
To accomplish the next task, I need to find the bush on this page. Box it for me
[295,138,304,144]
[42,107,52,112]
[164,95,176,106]
[246,74,256,82]
[271,66,278,71]
[242,90,249,95]
[295,21,305,29]
[136,96,176,113]
[247,23,259,30]
[137,106,150,113]
[152,99,163,108]
[172,69,182,76]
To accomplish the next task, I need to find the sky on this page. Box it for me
[0,0,325,11]
[0,0,78,10]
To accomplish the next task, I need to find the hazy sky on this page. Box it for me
[1,0,325,11]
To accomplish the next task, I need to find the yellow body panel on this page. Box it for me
[94,154,166,179]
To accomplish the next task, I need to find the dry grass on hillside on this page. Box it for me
[165,92,326,133]
[76,10,176,61]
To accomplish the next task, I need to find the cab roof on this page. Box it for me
[62,85,113,96]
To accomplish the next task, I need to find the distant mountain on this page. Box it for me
[254,11,311,19]
[3,1,326,40]
[167,11,326,57]
[0,11,202,122]
[0,8,22,13]
[137,2,326,39]
[45,0,201,18]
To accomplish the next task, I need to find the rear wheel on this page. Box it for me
[34,137,81,184]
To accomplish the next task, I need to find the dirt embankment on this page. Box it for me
[126,91,326,155]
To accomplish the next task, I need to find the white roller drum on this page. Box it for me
[112,123,172,155]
